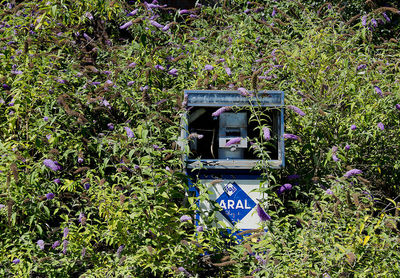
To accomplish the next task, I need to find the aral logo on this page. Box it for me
[223,182,237,196]
[216,182,256,224]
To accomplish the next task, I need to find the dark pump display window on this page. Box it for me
[187,107,279,160]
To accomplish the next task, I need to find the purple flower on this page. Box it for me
[12,258,20,264]
[345,144,351,151]
[79,212,85,223]
[43,159,61,171]
[357,64,367,71]
[139,84,148,91]
[278,183,293,194]
[11,70,23,75]
[63,227,69,238]
[84,183,90,190]
[168,68,178,76]
[155,65,164,70]
[127,81,135,86]
[128,62,136,68]
[271,7,276,17]
[3,84,10,90]
[62,240,68,254]
[78,157,84,164]
[178,267,191,277]
[283,133,299,141]
[37,240,45,250]
[212,106,231,117]
[127,9,138,16]
[377,122,384,130]
[162,23,173,31]
[255,254,267,265]
[116,245,125,257]
[179,9,191,15]
[350,124,357,130]
[146,3,166,9]
[188,133,204,139]
[256,204,271,221]
[83,33,92,41]
[153,144,161,150]
[180,215,192,222]
[238,87,253,97]
[52,240,60,249]
[344,169,362,178]
[43,116,49,122]
[150,20,164,29]
[46,193,54,200]
[396,104,400,111]
[196,226,204,232]
[225,137,241,147]
[125,127,134,138]
[287,105,306,116]
[107,123,114,130]
[374,86,383,97]
[382,12,390,23]
[53,178,61,184]
[332,154,339,162]
[326,189,333,195]
[85,12,93,20]
[0,204,5,209]
[225,67,232,76]
[204,65,213,71]
[371,18,378,27]
[263,127,271,140]
[156,99,167,106]
[362,16,367,26]
[120,21,132,30]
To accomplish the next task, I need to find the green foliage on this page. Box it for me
[229,181,400,277]
[0,0,400,277]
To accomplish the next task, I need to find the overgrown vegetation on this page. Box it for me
[1,0,400,277]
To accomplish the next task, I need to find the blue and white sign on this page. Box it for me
[216,182,256,225]
[198,179,264,229]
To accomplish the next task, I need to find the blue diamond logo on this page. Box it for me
[216,182,256,225]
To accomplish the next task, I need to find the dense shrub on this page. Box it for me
[0,0,399,277]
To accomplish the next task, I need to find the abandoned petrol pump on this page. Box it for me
[181,90,285,232]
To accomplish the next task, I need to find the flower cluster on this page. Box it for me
[278,183,293,194]
[344,169,362,178]
[256,204,271,221]
[225,137,241,147]
[283,133,300,141]
[287,105,306,116]
[332,146,339,162]
[212,106,231,117]
[43,159,61,171]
